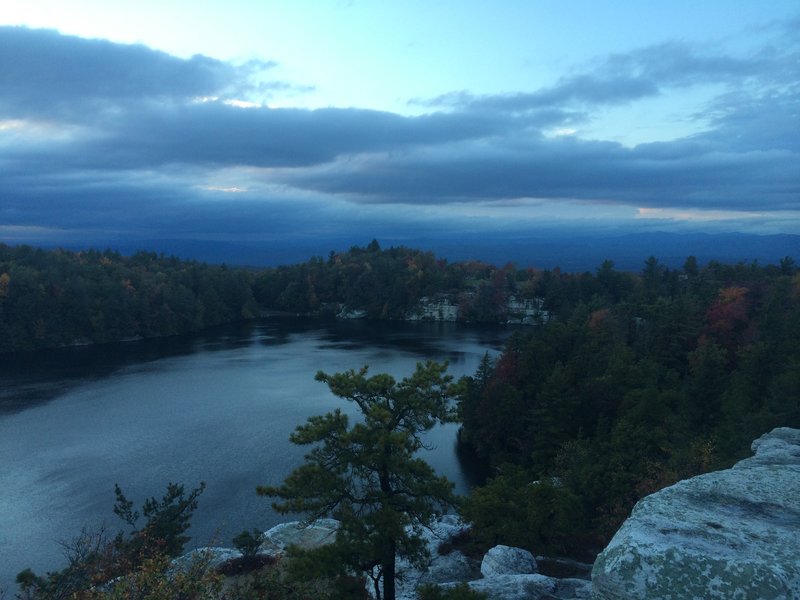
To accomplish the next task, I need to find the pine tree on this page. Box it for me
[258,361,458,600]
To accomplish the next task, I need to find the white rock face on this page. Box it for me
[480,545,538,578]
[406,296,459,322]
[592,427,800,600]
[260,518,339,556]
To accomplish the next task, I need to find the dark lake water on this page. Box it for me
[0,318,510,591]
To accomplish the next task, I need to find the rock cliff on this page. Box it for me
[592,427,800,600]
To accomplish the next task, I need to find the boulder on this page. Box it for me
[260,518,339,556]
[480,545,537,578]
[592,427,800,600]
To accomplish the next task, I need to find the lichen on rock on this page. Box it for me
[259,518,339,556]
[592,427,800,600]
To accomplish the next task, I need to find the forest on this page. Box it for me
[4,241,800,598]
[457,254,800,555]
[0,245,258,352]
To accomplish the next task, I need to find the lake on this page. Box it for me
[0,318,510,591]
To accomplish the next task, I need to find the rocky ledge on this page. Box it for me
[184,514,591,600]
[592,427,800,600]
[180,428,799,599]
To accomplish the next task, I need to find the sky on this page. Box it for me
[1,1,798,264]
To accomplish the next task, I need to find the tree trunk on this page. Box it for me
[382,538,397,600]
[379,454,396,600]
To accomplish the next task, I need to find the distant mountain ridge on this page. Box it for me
[45,231,798,271]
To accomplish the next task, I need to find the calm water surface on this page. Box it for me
[0,318,509,591]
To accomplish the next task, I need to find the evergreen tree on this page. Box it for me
[259,361,458,600]
[113,481,206,559]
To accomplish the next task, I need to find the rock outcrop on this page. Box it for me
[480,545,537,578]
[592,427,800,600]
[259,518,339,555]
[393,516,590,600]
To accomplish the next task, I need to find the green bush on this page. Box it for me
[460,469,586,555]
[233,528,264,559]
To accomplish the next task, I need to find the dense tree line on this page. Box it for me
[0,240,545,352]
[0,245,258,352]
[458,256,800,556]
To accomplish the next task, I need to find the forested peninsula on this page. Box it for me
[1,240,537,352]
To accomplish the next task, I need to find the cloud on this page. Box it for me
[413,40,784,114]
[0,164,476,247]
[277,133,798,212]
[0,26,271,121]
[276,36,799,213]
[0,22,798,248]
[0,27,521,170]
[3,101,522,173]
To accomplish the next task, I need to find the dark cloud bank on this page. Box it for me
[1,24,797,269]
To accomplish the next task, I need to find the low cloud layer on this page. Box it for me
[1,22,798,248]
